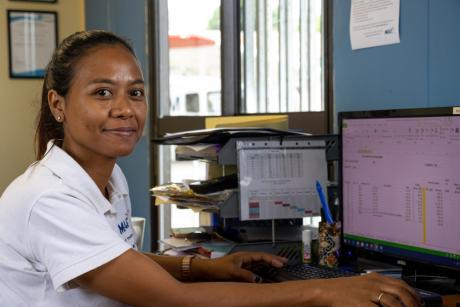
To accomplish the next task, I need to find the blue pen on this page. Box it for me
[315,180,334,224]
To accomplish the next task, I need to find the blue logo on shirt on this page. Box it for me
[118,217,129,235]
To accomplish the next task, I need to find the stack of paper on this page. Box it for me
[151,183,234,212]
[159,237,201,252]
[175,144,221,161]
[159,237,234,259]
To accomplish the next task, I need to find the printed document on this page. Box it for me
[237,139,327,221]
[350,0,400,50]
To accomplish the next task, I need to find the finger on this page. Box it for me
[274,255,289,265]
[378,276,421,306]
[265,253,289,264]
[368,277,421,307]
[376,292,405,307]
[271,257,288,267]
[391,279,421,304]
[240,252,288,268]
[234,268,262,283]
[380,287,420,307]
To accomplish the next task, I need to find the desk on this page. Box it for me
[443,295,460,307]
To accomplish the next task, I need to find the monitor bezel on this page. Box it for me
[338,106,460,279]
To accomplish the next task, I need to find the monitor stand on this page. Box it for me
[350,257,402,276]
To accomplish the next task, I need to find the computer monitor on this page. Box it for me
[339,107,460,286]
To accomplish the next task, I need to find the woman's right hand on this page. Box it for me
[313,272,422,307]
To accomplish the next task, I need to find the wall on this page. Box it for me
[85,0,151,251]
[0,0,84,192]
[333,0,460,120]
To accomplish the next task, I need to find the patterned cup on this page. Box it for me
[318,221,341,268]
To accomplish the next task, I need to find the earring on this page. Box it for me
[57,116,62,122]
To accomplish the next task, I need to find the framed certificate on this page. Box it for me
[7,10,58,78]
[9,0,57,3]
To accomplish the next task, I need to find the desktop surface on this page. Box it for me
[441,294,460,307]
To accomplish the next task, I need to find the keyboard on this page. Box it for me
[257,264,443,307]
[277,264,357,280]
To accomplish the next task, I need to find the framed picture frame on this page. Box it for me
[9,0,57,3]
[7,10,58,78]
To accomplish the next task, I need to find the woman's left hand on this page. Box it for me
[194,252,288,283]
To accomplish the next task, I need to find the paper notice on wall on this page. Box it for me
[350,0,400,50]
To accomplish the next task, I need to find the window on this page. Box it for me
[150,0,330,248]
[151,0,223,242]
[185,93,200,113]
[207,91,221,114]
[241,0,324,113]
[164,0,222,117]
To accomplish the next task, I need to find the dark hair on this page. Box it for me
[35,30,136,160]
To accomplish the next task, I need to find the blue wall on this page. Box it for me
[333,0,460,117]
[85,0,151,251]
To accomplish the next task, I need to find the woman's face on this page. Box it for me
[60,44,147,161]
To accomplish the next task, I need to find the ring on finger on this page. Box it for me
[377,292,385,305]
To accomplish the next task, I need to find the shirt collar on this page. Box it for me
[40,141,126,215]
[106,179,127,214]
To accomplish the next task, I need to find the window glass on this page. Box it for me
[185,93,200,113]
[166,0,222,116]
[207,91,221,114]
[169,145,207,228]
[241,0,324,113]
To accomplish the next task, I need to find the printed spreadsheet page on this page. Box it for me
[237,139,327,221]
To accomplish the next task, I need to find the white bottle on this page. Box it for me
[302,229,312,263]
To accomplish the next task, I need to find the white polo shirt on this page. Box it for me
[0,142,138,306]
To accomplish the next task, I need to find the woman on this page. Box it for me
[0,30,421,306]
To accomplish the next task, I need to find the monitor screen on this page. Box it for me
[339,108,460,273]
